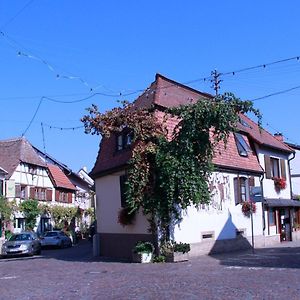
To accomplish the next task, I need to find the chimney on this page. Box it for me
[274,132,284,142]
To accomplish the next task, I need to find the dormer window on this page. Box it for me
[234,133,251,157]
[239,117,252,128]
[116,131,133,151]
[28,165,37,175]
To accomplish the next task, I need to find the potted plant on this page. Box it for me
[241,200,256,218]
[273,177,286,192]
[132,241,154,263]
[161,241,190,262]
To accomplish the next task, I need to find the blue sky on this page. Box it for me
[1,1,300,172]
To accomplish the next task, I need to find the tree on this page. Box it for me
[82,93,261,242]
[19,199,41,230]
[0,196,13,222]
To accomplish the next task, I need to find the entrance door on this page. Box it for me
[40,218,52,233]
[279,209,291,242]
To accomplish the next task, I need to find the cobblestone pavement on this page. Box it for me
[1,240,300,300]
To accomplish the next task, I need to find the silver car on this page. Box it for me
[40,231,72,248]
[1,232,42,257]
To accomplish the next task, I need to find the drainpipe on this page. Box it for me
[288,151,296,239]
[288,151,295,200]
[259,173,266,232]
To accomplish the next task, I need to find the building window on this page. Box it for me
[234,133,251,157]
[264,155,286,179]
[270,158,280,178]
[269,208,276,226]
[20,186,27,199]
[0,180,3,196]
[59,192,68,202]
[28,165,37,175]
[116,132,133,151]
[15,218,26,230]
[34,188,46,201]
[234,176,251,205]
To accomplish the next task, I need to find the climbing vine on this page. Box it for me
[82,93,261,241]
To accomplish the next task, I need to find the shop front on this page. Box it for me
[264,199,300,242]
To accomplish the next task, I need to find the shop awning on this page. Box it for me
[264,198,300,207]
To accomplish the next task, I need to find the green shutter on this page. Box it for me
[264,155,272,179]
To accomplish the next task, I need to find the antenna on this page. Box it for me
[210,70,222,96]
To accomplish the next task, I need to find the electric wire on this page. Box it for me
[0,0,35,30]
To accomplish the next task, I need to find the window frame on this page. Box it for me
[268,208,276,226]
[116,131,133,152]
[270,157,280,178]
[234,176,252,205]
[234,133,251,157]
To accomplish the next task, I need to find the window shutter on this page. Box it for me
[46,189,52,201]
[280,159,286,179]
[30,187,35,199]
[55,190,59,201]
[24,187,28,199]
[68,192,73,203]
[15,184,21,198]
[248,176,255,187]
[264,155,272,179]
[234,177,240,205]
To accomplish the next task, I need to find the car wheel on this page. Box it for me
[29,247,34,256]
[36,248,41,255]
[60,241,64,249]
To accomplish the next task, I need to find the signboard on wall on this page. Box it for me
[5,179,15,198]
[250,186,263,202]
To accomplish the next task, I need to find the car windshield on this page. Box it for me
[9,234,32,241]
[44,232,59,237]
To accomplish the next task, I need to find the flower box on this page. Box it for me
[132,241,154,263]
[165,251,189,263]
[242,201,256,218]
[132,252,153,263]
[273,177,286,192]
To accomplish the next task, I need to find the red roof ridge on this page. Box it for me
[154,73,214,100]
[239,114,293,153]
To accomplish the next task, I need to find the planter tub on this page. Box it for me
[132,252,153,263]
[166,252,189,263]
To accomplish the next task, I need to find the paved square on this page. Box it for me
[1,241,300,299]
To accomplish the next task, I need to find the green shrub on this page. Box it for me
[153,255,166,263]
[133,241,154,254]
[174,242,190,254]
[5,230,13,240]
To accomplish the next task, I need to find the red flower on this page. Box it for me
[242,200,256,218]
[273,177,286,191]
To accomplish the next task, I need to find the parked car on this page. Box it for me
[40,231,72,248]
[1,232,41,257]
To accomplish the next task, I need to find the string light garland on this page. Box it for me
[43,123,84,131]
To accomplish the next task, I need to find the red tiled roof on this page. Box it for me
[238,114,293,153]
[47,164,76,190]
[213,133,263,173]
[90,74,284,178]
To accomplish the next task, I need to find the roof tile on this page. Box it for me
[47,164,76,190]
